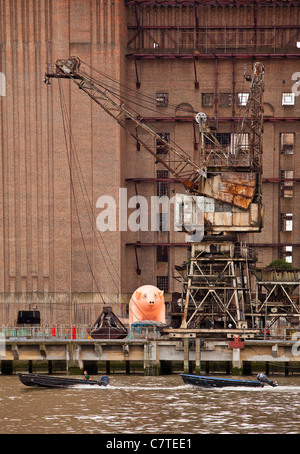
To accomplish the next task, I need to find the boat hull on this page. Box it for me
[18,373,109,388]
[181,374,264,388]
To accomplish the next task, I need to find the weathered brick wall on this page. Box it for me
[0,1,300,325]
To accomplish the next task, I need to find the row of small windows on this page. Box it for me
[202,92,248,107]
[156,132,296,155]
[156,92,297,107]
[156,92,247,107]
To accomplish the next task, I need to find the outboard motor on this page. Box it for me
[257,373,277,387]
[98,375,110,387]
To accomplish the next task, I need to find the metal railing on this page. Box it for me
[0,325,166,341]
[0,325,90,340]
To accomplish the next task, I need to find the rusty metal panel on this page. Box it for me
[201,172,256,210]
[232,211,250,226]
[213,212,234,227]
[203,201,262,232]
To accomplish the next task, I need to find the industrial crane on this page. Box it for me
[45,58,264,226]
[44,58,265,335]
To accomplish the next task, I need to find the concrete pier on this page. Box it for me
[1,337,300,376]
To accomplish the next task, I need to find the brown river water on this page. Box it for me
[1,374,300,435]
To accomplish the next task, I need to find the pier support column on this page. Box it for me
[232,348,242,374]
[144,342,159,375]
[195,338,201,375]
[28,360,33,373]
[154,343,160,376]
[67,344,83,373]
[183,338,189,374]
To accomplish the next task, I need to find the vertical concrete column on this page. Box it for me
[144,342,159,375]
[143,343,149,375]
[154,342,160,376]
[184,338,189,374]
[195,338,201,375]
[232,348,242,373]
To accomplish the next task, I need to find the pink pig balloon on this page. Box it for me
[129,285,165,325]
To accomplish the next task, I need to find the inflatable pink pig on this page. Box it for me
[129,285,165,325]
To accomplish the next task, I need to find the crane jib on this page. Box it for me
[44,57,264,216]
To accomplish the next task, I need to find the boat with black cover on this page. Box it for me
[181,373,277,388]
[18,373,109,388]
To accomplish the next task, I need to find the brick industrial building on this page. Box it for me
[0,0,299,327]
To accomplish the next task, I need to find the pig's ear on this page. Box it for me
[135,291,142,300]
[158,290,164,297]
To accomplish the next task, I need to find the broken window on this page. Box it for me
[280,170,294,198]
[280,213,293,232]
[156,92,169,106]
[280,245,293,264]
[219,93,232,107]
[280,133,294,155]
[156,170,169,197]
[156,133,170,155]
[202,93,214,107]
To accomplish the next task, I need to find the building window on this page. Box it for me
[156,133,170,155]
[156,92,168,106]
[237,93,249,106]
[156,170,169,197]
[280,246,293,264]
[232,133,249,152]
[156,212,169,231]
[215,133,231,148]
[156,245,168,263]
[219,93,232,107]
[202,93,214,107]
[280,133,294,155]
[280,170,294,198]
[282,92,295,106]
[157,276,169,292]
[280,213,293,232]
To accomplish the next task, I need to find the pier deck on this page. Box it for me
[1,335,300,375]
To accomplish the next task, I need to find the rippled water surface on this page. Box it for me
[1,374,300,434]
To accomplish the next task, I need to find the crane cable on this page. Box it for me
[57,79,158,328]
